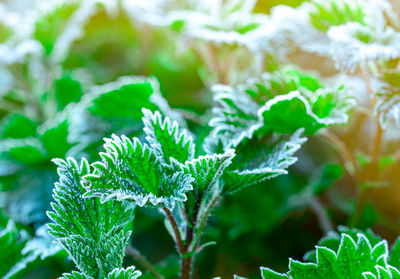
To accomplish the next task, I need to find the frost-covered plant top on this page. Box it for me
[46,105,306,279]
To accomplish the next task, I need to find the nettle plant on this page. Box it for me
[3,0,400,278]
[47,102,306,278]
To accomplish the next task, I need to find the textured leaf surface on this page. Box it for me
[47,158,135,277]
[261,231,400,279]
[107,266,142,279]
[181,150,235,219]
[205,69,353,153]
[204,84,261,153]
[143,109,194,165]
[183,150,235,194]
[309,0,366,32]
[223,130,306,194]
[83,134,193,209]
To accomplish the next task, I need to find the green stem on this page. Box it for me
[320,129,360,184]
[125,245,164,279]
[192,196,221,252]
[309,196,334,234]
[162,207,191,279]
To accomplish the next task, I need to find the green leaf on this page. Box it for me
[0,114,38,139]
[271,232,398,279]
[0,220,27,278]
[356,152,372,169]
[389,237,400,269]
[88,83,157,122]
[4,225,65,279]
[182,150,235,194]
[259,91,328,134]
[309,0,366,32]
[0,138,47,165]
[204,84,261,153]
[47,158,135,277]
[303,226,382,262]
[378,156,396,171]
[39,118,73,158]
[83,134,193,210]
[59,271,91,279]
[223,129,306,194]
[33,1,80,55]
[181,150,235,220]
[107,266,142,279]
[142,108,195,165]
[0,21,14,43]
[55,75,83,110]
[223,168,286,195]
[261,229,400,279]
[206,69,353,150]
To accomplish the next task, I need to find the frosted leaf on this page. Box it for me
[123,0,265,46]
[260,232,400,279]
[83,134,193,210]
[203,84,261,153]
[181,149,235,196]
[375,79,400,129]
[328,23,400,72]
[142,109,195,165]
[107,266,142,279]
[47,158,134,277]
[223,130,306,194]
[205,68,354,152]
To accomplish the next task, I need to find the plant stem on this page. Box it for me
[162,208,185,255]
[180,257,193,279]
[320,129,360,184]
[193,196,221,251]
[370,120,383,173]
[162,207,192,279]
[351,119,384,226]
[309,196,334,234]
[125,245,164,279]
